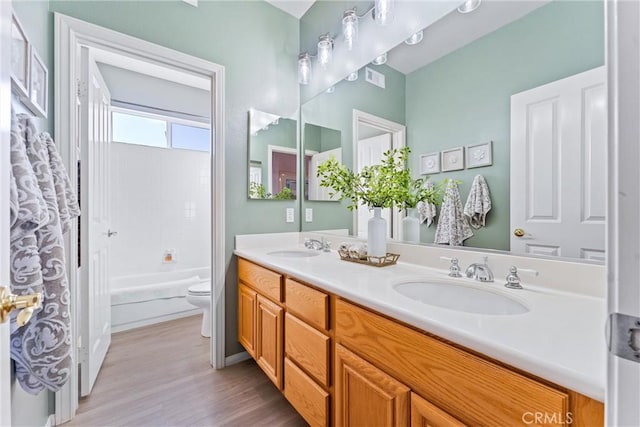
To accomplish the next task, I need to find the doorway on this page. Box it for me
[54,13,225,424]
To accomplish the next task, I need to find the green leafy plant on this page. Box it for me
[273,187,294,200]
[317,147,441,210]
[249,182,295,200]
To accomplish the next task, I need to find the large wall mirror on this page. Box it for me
[300,0,605,263]
[248,109,298,200]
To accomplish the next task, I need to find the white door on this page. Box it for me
[356,134,392,238]
[79,47,112,396]
[606,1,640,425]
[309,147,342,201]
[0,1,13,424]
[510,66,606,260]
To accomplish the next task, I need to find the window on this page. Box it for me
[111,107,210,152]
[171,123,210,152]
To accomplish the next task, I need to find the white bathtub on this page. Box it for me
[110,267,210,332]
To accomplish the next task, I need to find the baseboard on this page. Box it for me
[225,351,251,366]
[44,414,55,427]
[111,308,201,333]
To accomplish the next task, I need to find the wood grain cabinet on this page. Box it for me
[237,258,604,427]
[335,344,410,427]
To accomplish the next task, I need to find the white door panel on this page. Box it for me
[1,1,13,424]
[80,47,112,396]
[511,66,606,260]
[309,148,341,201]
[356,134,392,238]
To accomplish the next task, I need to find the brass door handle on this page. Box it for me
[0,287,42,326]
[514,228,526,237]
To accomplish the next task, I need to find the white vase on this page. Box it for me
[368,207,387,257]
[401,208,420,243]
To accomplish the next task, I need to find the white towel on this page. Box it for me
[417,181,437,227]
[434,180,473,246]
[464,175,492,229]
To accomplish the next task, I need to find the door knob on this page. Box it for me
[513,228,526,237]
[0,287,42,326]
[107,230,118,237]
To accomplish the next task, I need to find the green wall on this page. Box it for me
[301,64,406,231]
[49,0,300,356]
[406,0,604,250]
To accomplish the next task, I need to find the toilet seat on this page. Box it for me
[188,282,211,296]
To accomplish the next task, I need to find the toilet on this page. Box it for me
[186,281,211,337]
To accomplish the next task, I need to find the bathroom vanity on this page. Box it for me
[235,235,605,426]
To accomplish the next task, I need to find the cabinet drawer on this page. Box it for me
[285,278,329,331]
[335,299,569,427]
[285,313,330,387]
[238,258,283,302]
[284,357,329,427]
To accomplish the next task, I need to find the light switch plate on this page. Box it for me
[305,208,313,222]
[286,208,295,223]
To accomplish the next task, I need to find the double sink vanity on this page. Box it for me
[234,232,605,426]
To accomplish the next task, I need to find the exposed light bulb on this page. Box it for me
[404,30,424,46]
[371,52,387,65]
[457,0,481,14]
[326,86,335,94]
[346,71,358,82]
[298,53,312,85]
[342,9,358,51]
[374,0,394,26]
[317,34,333,69]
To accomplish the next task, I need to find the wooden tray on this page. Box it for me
[338,252,399,267]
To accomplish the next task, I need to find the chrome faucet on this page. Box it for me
[304,237,331,252]
[465,257,494,282]
[440,257,462,278]
[504,265,538,289]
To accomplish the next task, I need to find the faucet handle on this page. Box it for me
[440,256,462,278]
[505,266,523,289]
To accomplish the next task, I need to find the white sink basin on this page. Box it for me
[393,281,529,315]
[267,250,321,258]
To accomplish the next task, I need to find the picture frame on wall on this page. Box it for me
[419,152,440,174]
[29,48,48,118]
[10,14,29,98]
[466,141,493,168]
[441,147,465,172]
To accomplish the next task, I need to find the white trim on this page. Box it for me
[225,351,252,366]
[54,13,226,424]
[352,109,406,239]
[266,144,298,194]
[606,1,640,425]
[43,414,55,427]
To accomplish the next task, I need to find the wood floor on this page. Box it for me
[67,315,306,427]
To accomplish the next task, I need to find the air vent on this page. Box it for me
[365,67,385,89]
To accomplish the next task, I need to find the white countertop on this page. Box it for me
[234,244,606,402]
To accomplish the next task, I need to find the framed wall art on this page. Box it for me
[419,152,440,174]
[29,48,48,118]
[441,147,464,172]
[466,141,493,168]
[11,14,29,98]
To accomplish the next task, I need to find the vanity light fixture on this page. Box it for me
[317,34,334,69]
[342,8,358,51]
[346,71,359,82]
[404,30,424,45]
[371,52,388,65]
[298,52,312,85]
[373,0,394,25]
[457,0,482,14]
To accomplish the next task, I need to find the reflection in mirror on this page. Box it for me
[248,109,297,200]
[304,123,341,201]
[299,0,605,263]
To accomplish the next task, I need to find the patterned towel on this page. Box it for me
[417,181,437,227]
[464,175,491,229]
[434,180,473,246]
[10,113,80,395]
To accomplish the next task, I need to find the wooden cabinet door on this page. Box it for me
[411,393,466,427]
[237,283,256,358]
[335,344,410,427]
[256,294,284,389]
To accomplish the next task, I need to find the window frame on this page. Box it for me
[111,105,210,152]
